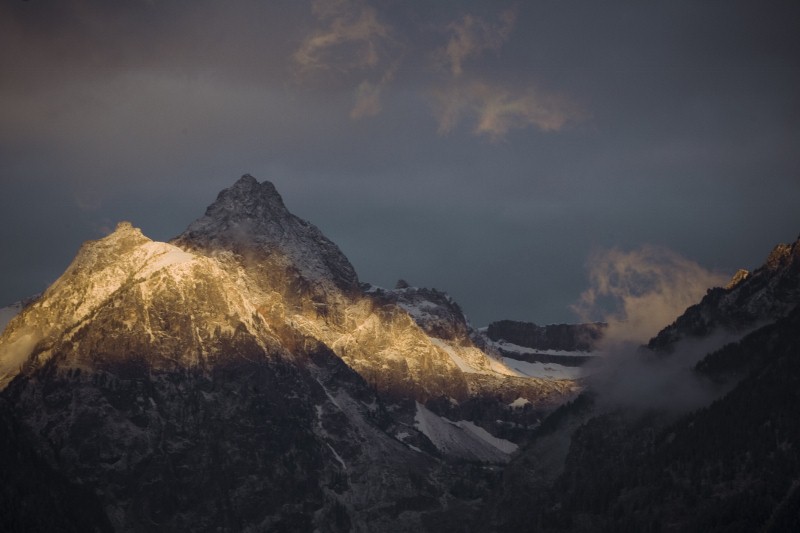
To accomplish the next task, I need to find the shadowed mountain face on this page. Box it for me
[0,397,113,532]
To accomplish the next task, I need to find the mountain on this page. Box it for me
[486,234,800,532]
[2,174,797,531]
[0,175,579,531]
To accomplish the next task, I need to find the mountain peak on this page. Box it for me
[108,220,145,239]
[234,173,258,186]
[230,173,279,198]
[173,175,359,291]
[207,174,287,221]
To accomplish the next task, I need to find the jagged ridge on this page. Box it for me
[649,235,800,350]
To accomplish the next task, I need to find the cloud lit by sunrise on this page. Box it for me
[437,9,517,77]
[350,64,397,119]
[293,0,391,73]
[573,245,729,346]
[433,82,580,140]
[290,1,578,136]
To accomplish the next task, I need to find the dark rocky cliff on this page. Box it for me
[486,320,605,352]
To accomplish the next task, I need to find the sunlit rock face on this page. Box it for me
[0,175,582,531]
[0,221,285,387]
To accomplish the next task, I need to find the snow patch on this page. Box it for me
[501,358,584,380]
[398,300,438,323]
[136,244,196,278]
[326,443,347,471]
[429,337,524,378]
[486,338,595,357]
[456,419,518,454]
[414,402,517,463]
[509,397,530,409]
[430,338,480,374]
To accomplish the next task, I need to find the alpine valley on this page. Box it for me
[1,175,799,532]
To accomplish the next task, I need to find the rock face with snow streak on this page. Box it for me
[0,175,578,531]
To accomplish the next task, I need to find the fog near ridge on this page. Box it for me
[574,246,733,412]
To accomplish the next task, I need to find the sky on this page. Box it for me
[1,0,799,328]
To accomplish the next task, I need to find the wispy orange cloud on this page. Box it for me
[438,9,517,77]
[350,62,397,119]
[294,0,391,73]
[294,0,398,120]
[293,2,582,135]
[433,82,580,140]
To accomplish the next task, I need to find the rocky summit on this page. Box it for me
[1,175,799,532]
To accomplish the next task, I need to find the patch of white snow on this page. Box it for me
[430,338,480,373]
[501,358,584,380]
[414,402,517,463]
[509,397,530,409]
[326,443,347,470]
[487,338,595,357]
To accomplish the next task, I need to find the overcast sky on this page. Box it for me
[1,0,799,327]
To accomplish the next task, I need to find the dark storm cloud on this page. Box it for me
[1,0,799,328]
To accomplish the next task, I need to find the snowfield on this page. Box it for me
[501,358,584,380]
[414,402,517,463]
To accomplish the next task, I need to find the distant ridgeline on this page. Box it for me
[486,320,605,352]
[486,320,605,367]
